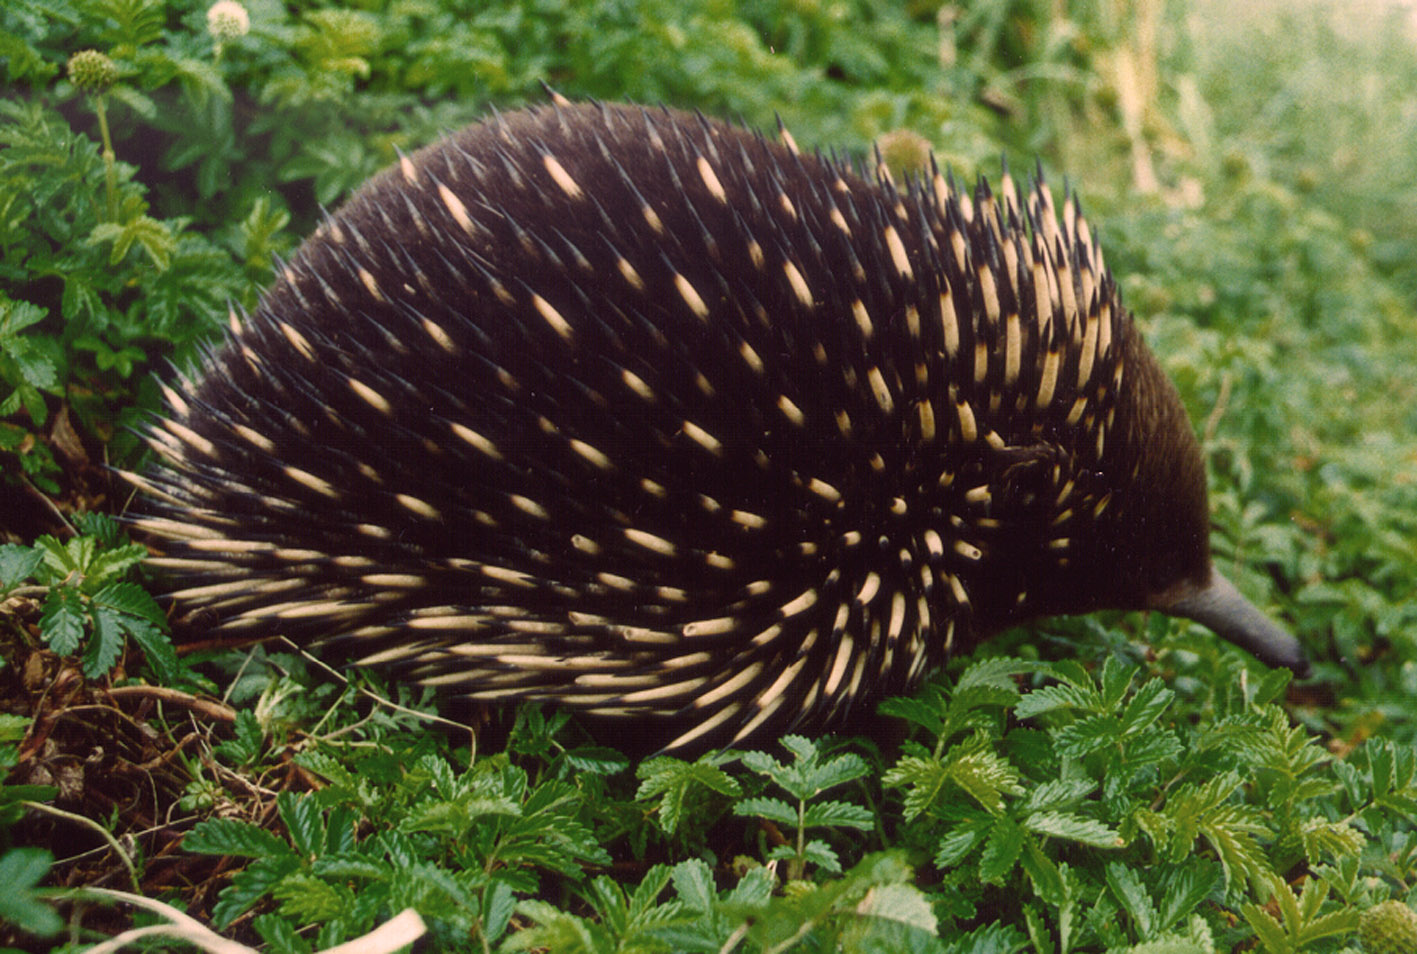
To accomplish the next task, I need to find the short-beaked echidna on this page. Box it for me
[128,100,1309,752]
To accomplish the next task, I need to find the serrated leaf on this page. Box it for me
[0,543,42,588]
[39,587,86,655]
[877,693,946,736]
[1025,810,1122,848]
[801,838,842,874]
[1121,726,1185,769]
[483,879,517,944]
[92,579,167,625]
[0,712,32,741]
[1298,816,1365,863]
[946,919,1029,954]
[35,534,84,579]
[726,866,775,909]
[946,742,1023,815]
[856,881,939,934]
[882,754,950,822]
[1021,777,1096,813]
[955,656,1039,692]
[272,870,350,923]
[278,792,324,860]
[251,912,309,954]
[184,818,291,858]
[1015,681,1100,719]
[84,543,150,585]
[562,746,630,775]
[89,215,175,269]
[1053,712,1122,759]
[1199,803,1270,891]
[303,851,384,883]
[83,602,126,676]
[210,854,302,929]
[671,858,717,912]
[978,814,1024,883]
[801,799,873,830]
[1119,678,1174,734]
[734,796,798,828]
[636,755,740,835]
[1153,862,1222,929]
[1099,656,1134,708]
[934,815,990,868]
[0,848,61,937]
[1105,861,1155,937]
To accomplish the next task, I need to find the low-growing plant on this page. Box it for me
[0,512,179,681]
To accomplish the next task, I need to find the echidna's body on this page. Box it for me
[131,101,1307,752]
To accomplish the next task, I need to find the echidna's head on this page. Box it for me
[950,298,1308,675]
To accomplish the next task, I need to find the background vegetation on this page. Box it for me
[2,0,1416,950]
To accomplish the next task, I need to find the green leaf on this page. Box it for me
[1200,803,1270,892]
[1015,682,1100,719]
[1021,778,1096,813]
[1119,678,1174,734]
[482,879,517,945]
[38,587,86,656]
[1105,861,1156,938]
[801,838,842,874]
[84,543,150,585]
[1153,863,1223,931]
[734,796,798,828]
[1024,810,1122,848]
[211,855,303,930]
[184,818,292,858]
[83,599,126,677]
[671,858,717,912]
[215,709,265,766]
[272,871,350,923]
[636,754,740,836]
[882,753,950,822]
[801,799,873,830]
[853,881,940,936]
[0,848,61,938]
[1053,713,1121,759]
[0,543,42,589]
[977,814,1024,883]
[945,738,1023,815]
[934,815,991,868]
[279,792,325,860]
[88,215,176,269]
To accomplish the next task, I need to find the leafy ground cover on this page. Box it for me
[2,0,1416,950]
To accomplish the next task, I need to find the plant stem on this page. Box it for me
[92,94,117,221]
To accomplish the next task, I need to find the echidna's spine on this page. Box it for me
[129,101,1307,752]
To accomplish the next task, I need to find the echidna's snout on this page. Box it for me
[1160,572,1310,677]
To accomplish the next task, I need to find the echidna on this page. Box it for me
[128,100,1309,752]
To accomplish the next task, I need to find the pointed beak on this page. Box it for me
[1162,572,1311,677]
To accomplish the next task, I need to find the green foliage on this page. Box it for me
[183,753,613,946]
[17,650,1397,951]
[876,655,1391,951]
[734,735,873,880]
[636,751,741,845]
[0,714,61,940]
[0,90,252,488]
[1241,872,1360,954]
[0,512,178,681]
[0,846,61,939]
